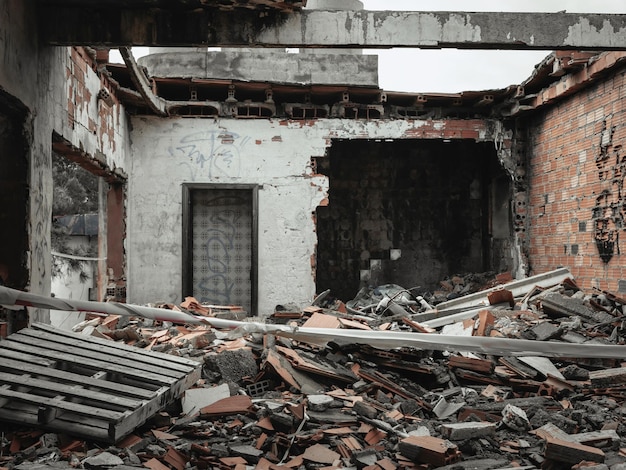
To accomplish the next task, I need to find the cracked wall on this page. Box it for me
[128,117,504,314]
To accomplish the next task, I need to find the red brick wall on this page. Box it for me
[526,64,626,293]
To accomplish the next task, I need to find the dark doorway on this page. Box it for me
[315,139,511,301]
[0,92,29,290]
[0,91,30,335]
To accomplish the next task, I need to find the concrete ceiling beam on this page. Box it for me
[39,9,626,50]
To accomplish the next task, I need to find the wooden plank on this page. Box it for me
[448,355,495,374]
[0,356,155,399]
[0,371,143,410]
[0,347,56,367]
[0,340,177,386]
[112,390,174,440]
[6,333,185,379]
[18,327,191,372]
[0,405,110,442]
[32,322,200,368]
[0,388,126,421]
[23,326,198,374]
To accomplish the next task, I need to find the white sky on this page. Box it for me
[121,0,626,94]
[361,0,626,93]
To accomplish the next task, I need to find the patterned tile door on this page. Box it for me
[191,189,253,313]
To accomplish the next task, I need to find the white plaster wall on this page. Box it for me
[128,117,328,314]
[128,117,497,315]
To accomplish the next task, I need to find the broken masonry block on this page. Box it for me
[182,383,231,416]
[541,293,615,324]
[268,411,296,433]
[487,288,515,307]
[353,400,379,420]
[352,448,379,468]
[525,320,562,341]
[229,444,264,464]
[307,394,335,411]
[398,436,461,466]
[561,365,590,381]
[204,348,259,384]
[501,404,531,432]
[589,367,626,388]
[544,437,605,464]
[439,422,497,441]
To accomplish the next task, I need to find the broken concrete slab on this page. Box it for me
[439,422,497,441]
[181,383,230,416]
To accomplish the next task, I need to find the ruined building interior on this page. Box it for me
[2,1,626,467]
[1,1,626,323]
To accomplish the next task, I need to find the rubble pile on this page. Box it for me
[2,269,626,470]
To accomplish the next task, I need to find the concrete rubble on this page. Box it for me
[2,268,626,469]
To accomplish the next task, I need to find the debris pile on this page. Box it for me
[1,267,626,469]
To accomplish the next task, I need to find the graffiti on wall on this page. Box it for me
[593,120,623,263]
[32,145,51,297]
[171,130,250,180]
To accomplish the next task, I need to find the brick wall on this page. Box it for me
[526,64,626,293]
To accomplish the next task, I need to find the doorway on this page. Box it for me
[0,90,29,333]
[315,139,512,301]
[182,185,258,315]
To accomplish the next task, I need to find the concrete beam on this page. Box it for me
[39,9,626,50]
[118,47,168,116]
[138,50,379,87]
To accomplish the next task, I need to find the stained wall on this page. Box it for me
[0,2,130,323]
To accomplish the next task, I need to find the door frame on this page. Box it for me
[181,183,259,315]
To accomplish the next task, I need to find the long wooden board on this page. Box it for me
[0,323,202,442]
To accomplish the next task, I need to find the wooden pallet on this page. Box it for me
[0,322,202,443]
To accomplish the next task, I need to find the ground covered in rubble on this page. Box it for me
[2,269,626,470]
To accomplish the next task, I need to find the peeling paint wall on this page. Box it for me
[128,117,500,314]
[526,64,626,293]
